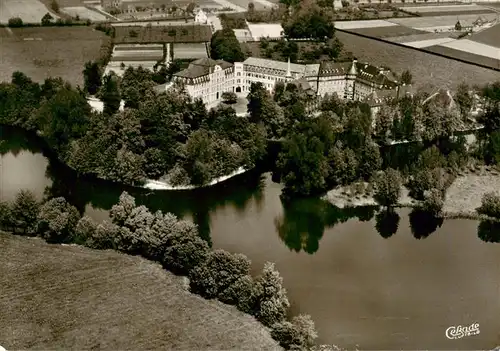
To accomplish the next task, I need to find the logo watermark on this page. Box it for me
[445,323,480,340]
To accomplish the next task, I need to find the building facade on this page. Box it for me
[172,56,400,106]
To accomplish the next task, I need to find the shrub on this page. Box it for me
[86,220,119,250]
[162,220,210,275]
[422,188,444,216]
[477,192,500,219]
[165,164,191,186]
[219,275,259,314]
[271,314,318,350]
[110,191,136,226]
[74,216,98,245]
[0,201,13,230]
[222,91,237,104]
[408,168,449,200]
[37,197,81,243]
[11,189,40,234]
[254,262,290,327]
[189,249,251,299]
[41,13,54,26]
[8,17,23,28]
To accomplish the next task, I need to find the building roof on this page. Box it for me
[114,24,212,44]
[174,58,233,79]
[243,57,320,77]
[319,60,398,89]
[247,23,284,41]
[364,85,414,107]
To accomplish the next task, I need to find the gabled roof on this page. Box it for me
[174,58,233,79]
[243,57,320,77]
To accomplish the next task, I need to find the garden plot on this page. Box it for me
[403,37,456,48]
[60,6,107,21]
[114,44,164,51]
[173,43,208,59]
[439,39,500,60]
[389,14,498,30]
[111,50,164,61]
[104,61,158,76]
[347,25,425,38]
[334,20,398,30]
[0,0,58,24]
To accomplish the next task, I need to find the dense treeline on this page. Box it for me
[0,190,318,350]
[0,69,266,186]
[257,79,500,214]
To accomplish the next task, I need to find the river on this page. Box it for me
[1,126,499,350]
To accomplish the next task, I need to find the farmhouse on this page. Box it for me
[170,56,401,106]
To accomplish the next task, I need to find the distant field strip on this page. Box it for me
[211,0,246,12]
[388,32,453,43]
[439,39,500,59]
[61,6,107,21]
[403,4,490,13]
[346,25,425,38]
[389,14,498,28]
[426,44,500,69]
[0,0,57,24]
[404,38,456,48]
[173,43,208,59]
[334,20,398,30]
[114,44,164,51]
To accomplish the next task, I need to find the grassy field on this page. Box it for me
[0,0,57,24]
[0,232,281,350]
[347,25,425,38]
[470,23,500,48]
[0,26,107,86]
[336,31,500,90]
[425,44,500,69]
[389,13,498,28]
[387,31,453,43]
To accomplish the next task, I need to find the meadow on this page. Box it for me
[469,23,500,47]
[0,232,280,350]
[0,0,57,24]
[336,31,500,90]
[0,26,107,86]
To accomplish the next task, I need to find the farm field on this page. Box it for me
[336,31,500,90]
[347,25,425,38]
[334,19,398,30]
[426,44,500,68]
[0,233,280,350]
[0,0,57,24]
[469,23,500,47]
[403,37,456,48]
[387,31,453,43]
[60,6,108,21]
[0,26,107,86]
[400,4,496,16]
[389,14,498,29]
[439,39,500,59]
[173,43,209,59]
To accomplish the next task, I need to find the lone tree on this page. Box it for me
[100,73,122,116]
[83,61,102,95]
[455,20,462,31]
[8,17,23,28]
[41,13,54,26]
[400,70,413,85]
[373,168,402,208]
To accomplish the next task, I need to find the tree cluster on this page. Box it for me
[210,29,245,63]
[0,190,318,350]
[281,0,336,40]
[0,70,266,187]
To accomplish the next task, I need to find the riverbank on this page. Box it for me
[144,167,249,190]
[0,232,282,350]
[322,168,500,221]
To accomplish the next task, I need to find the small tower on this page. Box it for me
[344,58,358,100]
[286,57,292,78]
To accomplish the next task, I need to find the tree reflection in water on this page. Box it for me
[375,209,400,239]
[477,220,500,243]
[409,209,443,239]
[275,198,376,254]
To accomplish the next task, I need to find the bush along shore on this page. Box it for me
[0,189,343,350]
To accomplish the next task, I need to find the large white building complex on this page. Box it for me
[171,56,404,106]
